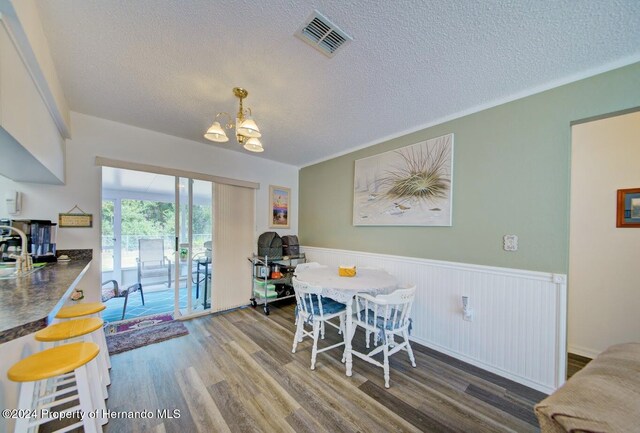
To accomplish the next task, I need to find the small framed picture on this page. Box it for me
[616,188,640,227]
[269,185,290,228]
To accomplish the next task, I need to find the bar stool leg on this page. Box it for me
[87,357,108,426]
[14,381,35,433]
[76,364,100,433]
[96,324,111,369]
[87,332,110,398]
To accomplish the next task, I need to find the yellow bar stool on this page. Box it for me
[35,318,111,398]
[55,302,106,319]
[55,302,111,369]
[7,342,107,433]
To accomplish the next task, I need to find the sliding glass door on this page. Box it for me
[173,177,213,318]
[101,167,213,322]
[100,161,255,322]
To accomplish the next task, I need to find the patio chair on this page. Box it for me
[137,238,171,287]
[351,284,417,388]
[191,240,212,299]
[101,280,145,320]
[291,277,346,370]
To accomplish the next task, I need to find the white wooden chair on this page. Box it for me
[351,284,417,388]
[292,262,326,326]
[292,277,347,370]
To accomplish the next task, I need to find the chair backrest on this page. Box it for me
[139,239,166,263]
[356,284,416,331]
[204,240,212,260]
[293,262,324,275]
[292,276,327,317]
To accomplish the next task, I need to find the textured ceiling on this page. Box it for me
[36,0,640,167]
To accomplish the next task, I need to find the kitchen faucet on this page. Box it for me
[0,225,33,274]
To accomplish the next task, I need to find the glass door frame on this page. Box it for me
[174,176,212,318]
[174,177,189,316]
[101,197,122,286]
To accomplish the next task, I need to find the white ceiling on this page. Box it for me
[102,167,212,202]
[36,0,640,167]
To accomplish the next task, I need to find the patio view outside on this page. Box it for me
[101,198,212,322]
[102,199,211,272]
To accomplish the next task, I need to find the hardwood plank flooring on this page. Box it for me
[567,352,591,379]
[94,300,546,432]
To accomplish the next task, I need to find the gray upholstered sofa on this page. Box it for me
[535,343,640,433]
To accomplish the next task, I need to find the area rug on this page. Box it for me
[104,313,174,335]
[105,319,189,355]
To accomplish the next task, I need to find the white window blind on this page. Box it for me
[211,183,254,312]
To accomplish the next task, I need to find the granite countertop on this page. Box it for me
[0,250,92,344]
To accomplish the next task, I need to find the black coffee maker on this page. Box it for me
[0,236,22,262]
[10,219,58,263]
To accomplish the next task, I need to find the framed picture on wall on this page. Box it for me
[617,188,640,227]
[353,133,454,226]
[269,185,290,229]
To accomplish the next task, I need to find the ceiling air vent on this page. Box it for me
[295,10,352,58]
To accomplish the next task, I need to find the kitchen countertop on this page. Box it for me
[0,250,92,344]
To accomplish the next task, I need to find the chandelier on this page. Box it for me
[204,87,264,152]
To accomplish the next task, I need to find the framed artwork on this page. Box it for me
[616,188,640,227]
[353,133,454,226]
[58,204,93,228]
[269,185,290,228]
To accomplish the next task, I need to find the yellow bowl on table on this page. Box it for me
[338,265,356,277]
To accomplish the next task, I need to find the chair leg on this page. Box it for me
[338,314,344,335]
[196,267,200,299]
[310,320,321,370]
[122,292,129,320]
[383,334,391,388]
[139,285,145,305]
[365,330,371,348]
[292,317,304,353]
[403,330,416,367]
[321,321,325,339]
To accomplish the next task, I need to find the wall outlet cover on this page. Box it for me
[503,235,518,251]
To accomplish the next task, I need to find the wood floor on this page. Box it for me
[566,353,591,379]
[101,301,546,432]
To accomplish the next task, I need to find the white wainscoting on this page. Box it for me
[302,246,567,394]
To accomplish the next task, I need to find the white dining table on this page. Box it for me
[294,266,399,376]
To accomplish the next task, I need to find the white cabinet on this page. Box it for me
[0,21,64,184]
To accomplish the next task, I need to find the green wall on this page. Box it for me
[299,63,640,273]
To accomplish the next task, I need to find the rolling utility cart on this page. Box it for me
[249,253,305,315]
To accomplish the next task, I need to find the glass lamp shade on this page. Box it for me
[204,122,229,142]
[236,117,261,138]
[243,137,264,152]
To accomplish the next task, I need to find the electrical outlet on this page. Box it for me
[462,295,473,321]
[503,235,518,251]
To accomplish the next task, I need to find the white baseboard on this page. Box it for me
[411,335,554,394]
[567,344,601,359]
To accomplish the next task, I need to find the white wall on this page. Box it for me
[569,110,640,357]
[0,111,299,299]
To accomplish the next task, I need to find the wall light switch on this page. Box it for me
[503,235,518,251]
